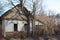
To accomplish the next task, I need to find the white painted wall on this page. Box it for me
[3,20,43,32]
[2,20,43,37]
[4,20,27,32]
[18,21,27,31]
[30,21,43,31]
[5,20,18,32]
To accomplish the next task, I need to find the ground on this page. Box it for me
[1,35,60,40]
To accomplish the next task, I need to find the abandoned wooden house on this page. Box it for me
[0,4,44,37]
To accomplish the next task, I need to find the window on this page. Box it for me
[14,24,17,31]
[24,24,28,31]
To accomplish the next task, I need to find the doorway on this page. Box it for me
[14,24,18,31]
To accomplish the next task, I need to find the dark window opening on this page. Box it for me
[24,24,28,31]
[14,24,17,31]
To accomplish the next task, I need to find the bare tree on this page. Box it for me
[47,11,56,35]
[9,0,43,38]
[38,10,56,35]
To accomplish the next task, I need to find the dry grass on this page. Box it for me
[1,37,60,40]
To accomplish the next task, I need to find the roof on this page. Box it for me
[0,0,21,16]
[0,4,29,21]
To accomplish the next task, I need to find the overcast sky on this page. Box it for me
[44,0,60,14]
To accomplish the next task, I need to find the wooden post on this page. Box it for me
[2,20,6,37]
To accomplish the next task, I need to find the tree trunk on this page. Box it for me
[27,16,30,37]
